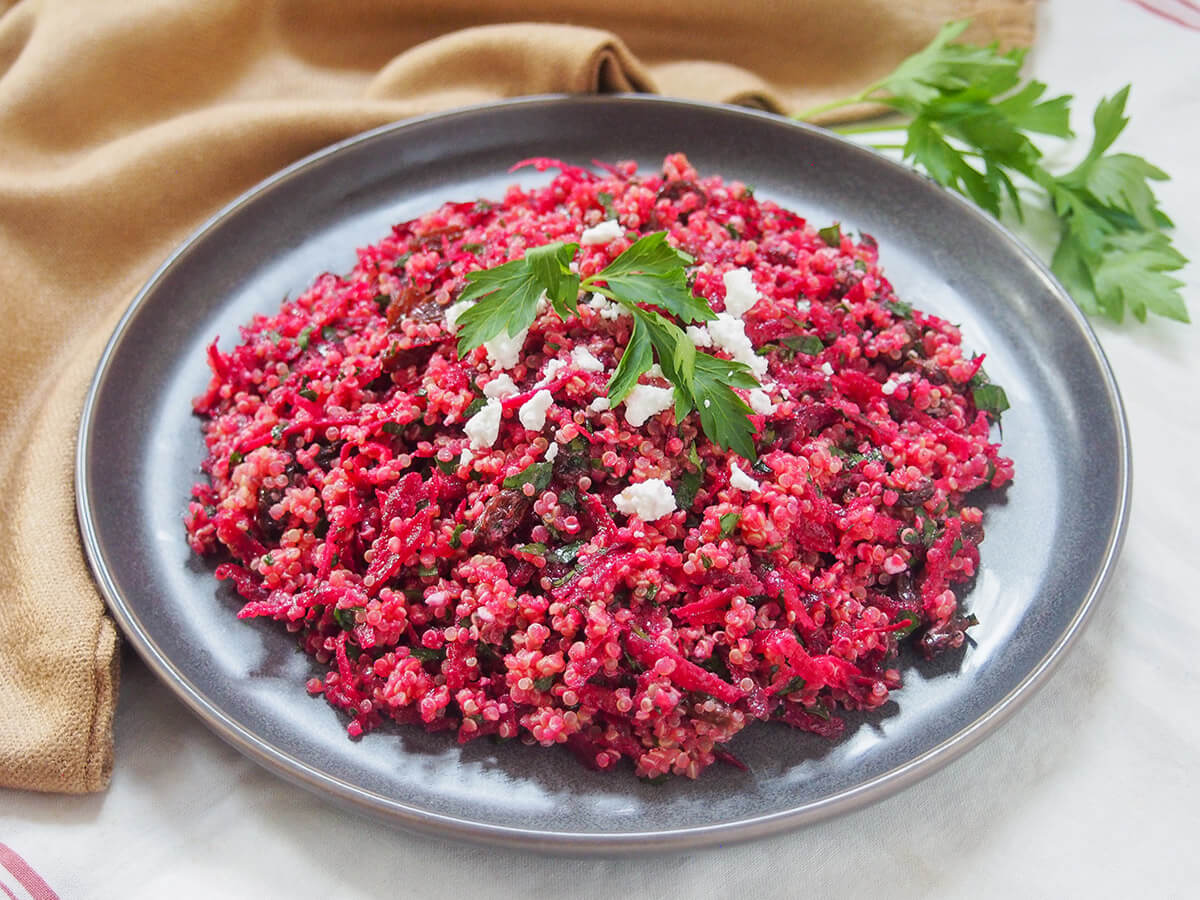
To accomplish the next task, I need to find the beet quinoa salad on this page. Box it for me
[185,153,1014,780]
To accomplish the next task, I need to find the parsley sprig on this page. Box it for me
[798,21,1189,325]
[455,232,760,458]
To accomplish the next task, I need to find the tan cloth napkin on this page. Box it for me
[0,0,1033,794]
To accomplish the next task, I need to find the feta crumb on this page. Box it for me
[588,292,628,321]
[729,461,758,492]
[686,324,713,348]
[645,363,664,380]
[722,267,761,317]
[538,358,566,385]
[571,346,605,372]
[580,219,624,245]
[820,361,834,376]
[880,379,897,396]
[464,398,502,449]
[613,478,677,521]
[544,442,559,463]
[459,448,474,466]
[747,388,776,415]
[483,326,529,369]
[703,398,712,408]
[535,290,549,316]
[482,373,518,399]
[444,299,473,333]
[708,313,768,379]
[589,396,611,412]
[518,389,553,431]
[622,384,674,427]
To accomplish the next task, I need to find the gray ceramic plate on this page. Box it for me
[77,96,1130,854]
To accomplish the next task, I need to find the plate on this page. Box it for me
[76,96,1130,854]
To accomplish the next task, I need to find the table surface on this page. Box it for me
[3,1,1198,896]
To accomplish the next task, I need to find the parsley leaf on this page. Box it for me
[799,24,1188,325]
[588,232,712,324]
[692,353,758,460]
[455,241,580,352]
[502,460,554,493]
[606,312,653,404]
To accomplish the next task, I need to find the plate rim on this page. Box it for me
[76,93,1132,854]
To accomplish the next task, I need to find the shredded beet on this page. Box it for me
[185,153,1014,780]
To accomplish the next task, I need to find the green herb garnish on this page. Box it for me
[719,512,741,537]
[454,232,762,458]
[799,21,1188,325]
[893,609,922,639]
[502,460,554,493]
[408,646,444,663]
[333,607,362,631]
[780,675,807,695]
[972,382,1010,419]
[818,223,842,247]
[296,324,315,351]
[547,540,585,566]
[782,334,825,356]
[449,523,467,549]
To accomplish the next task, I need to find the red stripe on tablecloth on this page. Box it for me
[0,879,20,900]
[0,844,60,900]
[1127,0,1200,29]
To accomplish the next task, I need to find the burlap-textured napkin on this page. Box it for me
[0,0,1033,794]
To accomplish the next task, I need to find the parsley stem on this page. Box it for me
[830,121,908,137]
[794,86,883,122]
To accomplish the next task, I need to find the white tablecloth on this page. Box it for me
[3,1,1198,895]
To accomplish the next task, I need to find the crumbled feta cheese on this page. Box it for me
[482,373,518,399]
[622,384,674,427]
[580,219,624,245]
[459,448,474,466]
[544,442,559,463]
[747,388,776,415]
[880,379,897,396]
[571,346,605,372]
[589,396,611,412]
[820,361,834,376]
[539,358,566,384]
[464,398,502,449]
[645,363,664,380]
[613,478,677,521]
[588,292,628,321]
[703,398,712,408]
[729,461,758,492]
[722,267,761,317]
[535,290,549,316]
[686,324,713,348]
[483,326,529,369]
[708,313,768,379]
[518,389,553,431]
[444,299,473,333]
